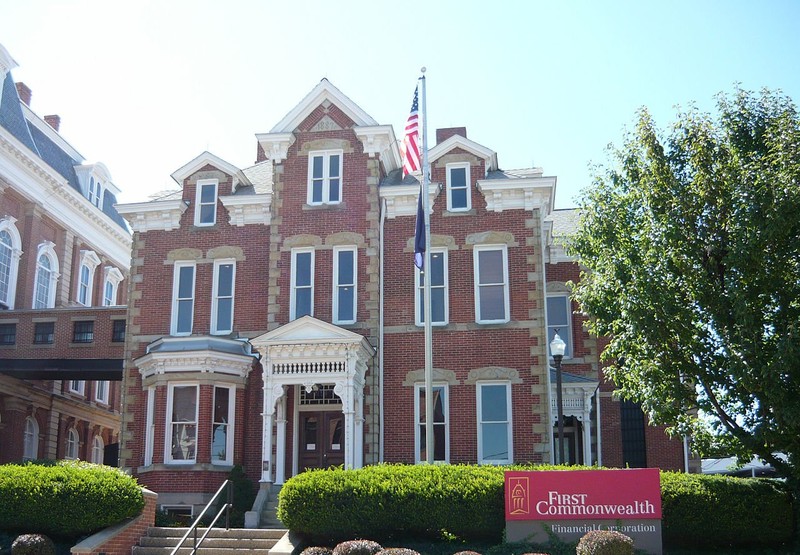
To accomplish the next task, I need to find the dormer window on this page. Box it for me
[74,163,117,211]
[88,177,103,208]
[307,150,342,205]
[446,163,471,211]
[195,179,218,226]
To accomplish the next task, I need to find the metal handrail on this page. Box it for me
[169,479,232,555]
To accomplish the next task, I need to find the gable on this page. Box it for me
[269,79,378,133]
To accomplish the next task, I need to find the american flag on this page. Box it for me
[402,86,421,176]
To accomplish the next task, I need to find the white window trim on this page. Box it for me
[307,150,343,205]
[69,380,85,395]
[211,384,235,466]
[171,262,196,336]
[32,242,60,309]
[0,217,22,310]
[332,246,357,325]
[165,382,199,464]
[473,244,510,324]
[92,435,104,464]
[446,162,471,212]
[102,266,124,306]
[547,293,574,360]
[476,381,513,465]
[211,259,236,335]
[414,382,450,464]
[95,380,109,404]
[194,179,218,227]
[77,250,101,307]
[415,248,449,327]
[290,248,315,320]
[144,386,155,466]
[23,416,38,461]
[66,428,79,460]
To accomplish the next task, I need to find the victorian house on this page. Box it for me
[116,79,688,515]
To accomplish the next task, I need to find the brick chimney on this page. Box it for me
[15,82,31,106]
[44,115,61,131]
[436,127,467,144]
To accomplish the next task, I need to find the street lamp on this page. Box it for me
[550,331,566,465]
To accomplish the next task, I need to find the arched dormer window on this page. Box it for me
[33,242,59,309]
[74,163,118,211]
[77,250,101,307]
[102,266,124,306]
[0,217,22,310]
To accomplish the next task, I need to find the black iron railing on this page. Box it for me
[168,479,232,555]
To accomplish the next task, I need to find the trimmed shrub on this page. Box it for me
[451,552,482,555]
[376,549,419,555]
[11,534,55,555]
[575,530,633,555]
[332,540,382,555]
[660,471,793,548]
[300,548,333,555]
[0,460,144,538]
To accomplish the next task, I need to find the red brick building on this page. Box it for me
[116,80,689,515]
[0,44,130,464]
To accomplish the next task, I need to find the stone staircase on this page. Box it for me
[132,527,287,555]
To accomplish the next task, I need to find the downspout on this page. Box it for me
[379,197,386,462]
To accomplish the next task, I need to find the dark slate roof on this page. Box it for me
[0,73,38,154]
[484,168,544,180]
[549,368,598,384]
[0,73,128,232]
[380,167,420,187]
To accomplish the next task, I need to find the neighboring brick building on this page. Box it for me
[0,44,130,464]
[116,79,690,513]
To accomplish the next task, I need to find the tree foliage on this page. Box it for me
[570,87,800,483]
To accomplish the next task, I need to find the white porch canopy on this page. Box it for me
[250,316,375,484]
[550,368,599,465]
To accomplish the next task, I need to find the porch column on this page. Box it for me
[275,393,287,485]
[334,380,356,469]
[354,397,364,469]
[261,372,286,483]
[582,394,593,465]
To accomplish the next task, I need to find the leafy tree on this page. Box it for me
[569,88,800,486]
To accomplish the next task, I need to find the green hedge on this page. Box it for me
[278,464,795,548]
[0,460,145,539]
[660,471,793,548]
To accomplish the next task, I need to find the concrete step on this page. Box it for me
[139,536,277,549]
[145,527,286,540]
[133,547,272,555]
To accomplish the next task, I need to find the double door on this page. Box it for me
[299,410,344,470]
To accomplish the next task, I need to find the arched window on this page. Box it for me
[23,417,39,461]
[33,243,59,309]
[92,435,104,464]
[0,218,22,310]
[76,250,100,307]
[103,266,124,307]
[65,428,79,460]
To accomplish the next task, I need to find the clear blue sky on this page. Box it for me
[2,1,799,207]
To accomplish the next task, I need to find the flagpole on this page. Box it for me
[420,68,434,465]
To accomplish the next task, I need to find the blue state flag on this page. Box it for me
[414,184,425,269]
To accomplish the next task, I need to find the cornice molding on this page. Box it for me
[219,193,272,226]
[378,182,441,219]
[136,348,254,381]
[256,132,296,164]
[353,125,401,173]
[477,176,555,213]
[115,199,188,232]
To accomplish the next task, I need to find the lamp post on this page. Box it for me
[550,332,566,465]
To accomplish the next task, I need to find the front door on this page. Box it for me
[299,411,344,470]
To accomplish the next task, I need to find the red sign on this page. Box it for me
[505,469,662,521]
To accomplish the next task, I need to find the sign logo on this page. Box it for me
[508,476,529,515]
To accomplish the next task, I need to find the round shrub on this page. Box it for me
[0,460,145,538]
[301,548,333,555]
[376,549,419,555]
[332,540,382,555]
[11,534,55,555]
[576,530,633,555]
[452,552,482,555]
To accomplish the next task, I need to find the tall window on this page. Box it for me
[446,162,471,211]
[621,400,647,468]
[88,177,102,208]
[415,384,449,463]
[333,247,356,324]
[167,384,198,463]
[24,417,39,461]
[103,267,123,306]
[92,436,104,464]
[307,150,342,205]
[477,382,512,464]
[212,386,234,465]
[290,249,314,320]
[77,250,101,307]
[111,319,126,342]
[95,380,109,404]
[473,245,509,324]
[547,294,573,358]
[171,262,196,335]
[212,260,235,334]
[33,243,59,309]
[194,179,218,226]
[69,380,85,395]
[0,219,22,310]
[415,249,448,326]
[65,428,79,460]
